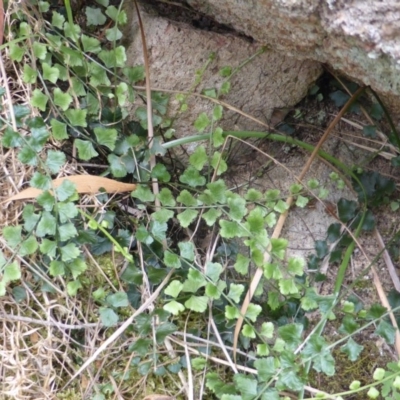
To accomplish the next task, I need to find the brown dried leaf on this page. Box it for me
[2,175,136,203]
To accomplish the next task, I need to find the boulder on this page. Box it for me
[124,4,322,152]
[185,0,400,116]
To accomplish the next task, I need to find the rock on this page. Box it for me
[124,4,322,152]
[184,0,400,117]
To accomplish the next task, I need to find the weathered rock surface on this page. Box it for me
[185,0,400,116]
[124,5,322,151]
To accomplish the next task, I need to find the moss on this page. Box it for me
[309,339,391,399]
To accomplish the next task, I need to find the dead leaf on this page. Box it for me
[2,175,136,203]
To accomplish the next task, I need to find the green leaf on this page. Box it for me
[254,357,276,381]
[31,89,49,111]
[105,26,122,41]
[189,146,207,170]
[135,225,153,245]
[33,42,47,60]
[9,43,24,62]
[376,320,396,344]
[107,154,127,178]
[38,1,50,12]
[89,62,111,87]
[213,127,225,147]
[152,209,174,223]
[185,295,208,312]
[65,109,87,127]
[58,202,78,223]
[265,189,280,201]
[279,278,298,295]
[274,199,290,213]
[278,323,303,350]
[151,163,171,182]
[225,305,240,319]
[69,76,86,97]
[40,239,57,258]
[81,34,101,53]
[270,238,288,259]
[177,209,198,228]
[194,112,210,132]
[296,195,309,208]
[341,338,363,361]
[202,208,222,226]
[98,46,126,68]
[42,62,59,84]
[260,322,274,339]
[60,243,80,262]
[234,254,250,275]
[46,150,66,174]
[18,146,37,166]
[85,6,106,25]
[131,185,155,202]
[177,189,197,206]
[206,281,226,299]
[58,222,78,241]
[179,166,206,187]
[53,88,72,111]
[156,322,177,343]
[36,211,57,237]
[246,303,262,322]
[116,82,128,106]
[4,262,21,282]
[37,191,55,211]
[228,195,247,221]
[165,281,183,298]
[3,226,22,248]
[211,152,227,175]
[290,183,303,194]
[178,241,195,261]
[49,260,65,276]
[23,205,41,232]
[123,66,145,84]
[23,64,37,84]
[107,291,128,308]
[94,127,118,150]
[220,81,230,95]
[245,207,264,234]
[263,263,282,280]
[182,269,206,293]
[56,179,76,201]
[288,257,305,276]
[52,11,65,28]
[158,188,176,207]
[219,220,247,238]
[164,251,181,268]
[207,180,227,203]
[106,6,127,24]
[245,188,263,202]
[242,324,256,338]
[337,198,357,222]
[74,139,99,161]
[228,283,244,303]
[99,307,119,326]
[330,90,349,107]
[51,119,68,140]
[30,172,51,190]
[68,258,87,279]
[205,262,222,283]
[163,300,185,315]
[19,236,39,256]
[213,105,223,121]
[2,127,23,148]
[150,221,167,242]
